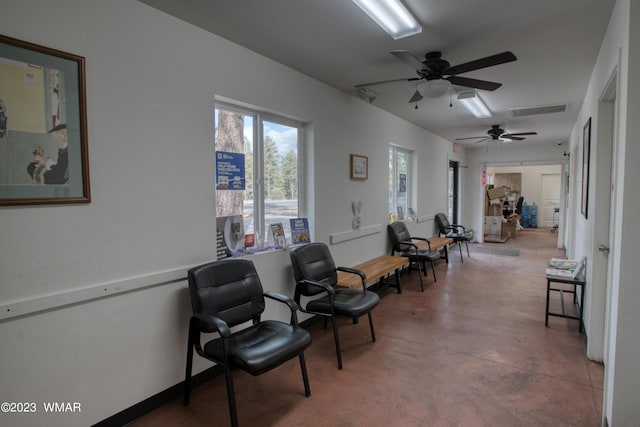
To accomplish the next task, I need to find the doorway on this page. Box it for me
[540,174,561,228]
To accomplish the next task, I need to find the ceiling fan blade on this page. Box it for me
[446,76,502,91]
[354,76,421,88]
[455,136,486,140]
[408,90,423,103]
[444,51,517,75]
[391,50,428,72]
[503,132,538,137]
[504,136,526,141]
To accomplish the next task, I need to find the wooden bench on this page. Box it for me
[415,236,454,263]
[336,255,409,293]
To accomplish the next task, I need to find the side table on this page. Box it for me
[545,268,586,332]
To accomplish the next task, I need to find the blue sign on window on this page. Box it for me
[398,173,407,193]
[216,151,245,190]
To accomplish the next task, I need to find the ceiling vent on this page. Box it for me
[510,103,569,117]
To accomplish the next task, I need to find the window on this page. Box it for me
[389,146,412,220]
[215,103,302,248]
[448,160,459,224]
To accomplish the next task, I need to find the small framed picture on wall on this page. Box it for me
[350,154,368,180]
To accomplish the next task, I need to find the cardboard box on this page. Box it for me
[487,186,509,200]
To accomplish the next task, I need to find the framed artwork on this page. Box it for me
[0,34,90,206]
[350,154,368,180]
[581,117,591,218]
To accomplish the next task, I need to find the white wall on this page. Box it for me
[588,0,640,425]
[557,0,640,424]
[0,1,457,425]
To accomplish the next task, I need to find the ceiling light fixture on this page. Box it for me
[357,87,377,103]
[457,90,492,118]
[419,80,450,98]
[351,0,422,40]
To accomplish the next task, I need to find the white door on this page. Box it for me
[540,174,561,228]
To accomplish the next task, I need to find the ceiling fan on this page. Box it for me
[354,50,517,102]
[456,125,537,143]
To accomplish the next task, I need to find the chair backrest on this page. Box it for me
[188,258,265,331]
[434,213,450,234]
[387,221,413,252]
[289,242,338,297]
[515,196,524,214]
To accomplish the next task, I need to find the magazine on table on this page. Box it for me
[548,258,580,270]
[546,258,582,278]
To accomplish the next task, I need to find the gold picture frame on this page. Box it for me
[0,34,90,206]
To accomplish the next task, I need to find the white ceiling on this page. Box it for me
[139,0,616,148]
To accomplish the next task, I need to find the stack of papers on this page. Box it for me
[546,258,582,278]
[548,258,580,270]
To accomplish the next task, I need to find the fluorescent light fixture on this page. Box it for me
[457,90,492,118]
[352,0,422,40]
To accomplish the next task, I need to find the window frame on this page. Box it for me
[215,101,304,246]
[389,144,413,221]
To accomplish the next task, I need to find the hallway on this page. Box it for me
[130,228,603,427]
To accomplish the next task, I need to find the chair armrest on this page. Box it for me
[193,312,231,337]
[264,291,301,313]
[391,241,418,254]
[411,237,432,250]
[336,266,367,290]
[450,224,466,232]
[264,291,303,326]
[298,278,336,295]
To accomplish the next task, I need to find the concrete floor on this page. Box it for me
[131,228,603,427]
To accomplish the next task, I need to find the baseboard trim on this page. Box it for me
[92,316,320,427]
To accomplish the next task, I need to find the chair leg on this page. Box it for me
[183,342,193,406]
[183,321,197,406]
[299,353,311,397]
[458,241,464,263]
[465,241,470,257]
[414,259,425,292]
[223,363,239,427]
[367,312,376,342]
[329,315,343,370]
[430,260,437,282]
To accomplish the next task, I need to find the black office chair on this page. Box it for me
[289,242,380,370]
[387,221,440,292]
[435,213,471,262]
[515,196,524,215]
[184,258,311,427]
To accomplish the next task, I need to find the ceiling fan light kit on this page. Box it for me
[419,79,450,98]
[351,0,422,40]
[458,90,492,118]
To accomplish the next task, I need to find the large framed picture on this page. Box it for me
[0,34,90,206]
[350,154,368,180]
[581,117,591,218]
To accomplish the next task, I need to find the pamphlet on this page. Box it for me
[216,215,245,259]
[269,223,287,248]
[290,218,310,245]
